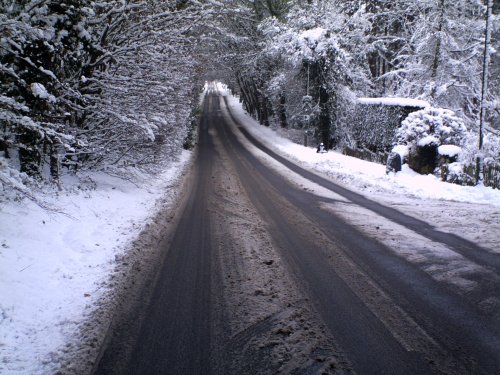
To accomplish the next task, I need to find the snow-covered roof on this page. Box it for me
[357,97,430,108]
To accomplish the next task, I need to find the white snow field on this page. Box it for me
[1,85,499,373]
[0,152,192,374]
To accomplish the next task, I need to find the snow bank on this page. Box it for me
[0,151,192,374]
[224,94,500,207]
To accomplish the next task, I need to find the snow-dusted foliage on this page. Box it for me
[80,0,204,170]
[347,99,427,152]
[461,131,500,164]
[441,162,476,186]
[255,2,370,145]
[0,0,96,181]
[215,0,494,149]
[1,0,206,192]
[364,0,497,126]
[3,0,495,189]
[396,107,468,148]
[214,0,497,163]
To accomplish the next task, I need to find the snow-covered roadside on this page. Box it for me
[224,93,499,207]
[0,150,193,374]
[220,89,499,302]
[222,92,499,248]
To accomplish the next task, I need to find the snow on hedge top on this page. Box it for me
[358,97,430,108]
[396,107,467,147]
[438,145,462,157]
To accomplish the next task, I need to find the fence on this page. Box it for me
[441,162,500,190]
[342,146,389,165]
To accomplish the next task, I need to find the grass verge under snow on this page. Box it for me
[0,151,192,374]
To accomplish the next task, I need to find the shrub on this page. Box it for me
[395,107,467,148]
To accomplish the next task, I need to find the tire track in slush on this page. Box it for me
[94,95,217,375]
[222,96,500,273]
[216,94,500,374]
[208,107,350,374]
[213,95,440,374]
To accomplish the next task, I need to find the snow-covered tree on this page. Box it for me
[257,1,369,145]
[378,0,490,122]
[1,0,208,192]
[0,0,97,181]
[81,0,206,170]
[396,107,468,148]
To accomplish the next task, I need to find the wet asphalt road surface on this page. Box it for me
[93,93,500,375]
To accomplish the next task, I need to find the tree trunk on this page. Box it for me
[278,91,287,127]
[236,75,255,115]
[258,91,271,126]
[318,83,330,148]
[50,143,60,184]
[0,122,9,158]
[430,0,445,99]
[18,129,41,177]
[476,0,493,184]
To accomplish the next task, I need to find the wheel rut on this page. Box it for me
[93,93,499,375]
[217,94,499,374]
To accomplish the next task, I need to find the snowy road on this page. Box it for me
[93,93,500,374]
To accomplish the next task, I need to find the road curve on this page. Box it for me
[93,93,500,375]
